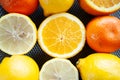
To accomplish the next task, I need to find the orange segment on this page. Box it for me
[38,13,85,58]
[79,0,120,15]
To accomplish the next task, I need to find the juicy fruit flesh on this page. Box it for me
[91,0,120,8]
[0,16,33,41]
[42,17,82,54]
[0,14,36,54]
[40,58,79,80]
[38,13,85,58]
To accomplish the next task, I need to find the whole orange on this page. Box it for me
[0,0,39,15]
[86,16,120,52]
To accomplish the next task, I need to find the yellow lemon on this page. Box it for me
[0,13,37,55]
[39,0,74,16]
[38,13,85,58]
[39,58,79,80]
[0,55,39,80]
[76,53,120,80]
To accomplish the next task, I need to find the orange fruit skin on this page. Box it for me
[0,0,39,15]
[79,0,116,16]
[86,16,120,53]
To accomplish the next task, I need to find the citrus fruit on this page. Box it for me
[40,58,79,80]
[38,13,85,58]
[76,53,120,80]
[79,0,120,15]
[0,55,39,80]
[0,13,37,55]
[86,16,120,53]
[0,0,39,15]
[39,0,74,16]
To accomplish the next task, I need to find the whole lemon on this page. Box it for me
[39,0,74,16]
[76,53,120,80]
[0,55,39,80]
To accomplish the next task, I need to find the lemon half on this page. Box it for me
[40,58,79,80]
[0,13,37,55]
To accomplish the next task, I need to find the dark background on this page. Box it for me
[0,0,120,80]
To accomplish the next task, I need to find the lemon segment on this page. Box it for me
[39,58,79,80]
[0,13,37,55]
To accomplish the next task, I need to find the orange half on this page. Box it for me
[38,13,85,58]
[79,0,120,15]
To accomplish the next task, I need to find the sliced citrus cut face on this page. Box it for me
[39,58,79,80]
[79,0,120,15]
[38,13,85,58]
[0,13,37,55]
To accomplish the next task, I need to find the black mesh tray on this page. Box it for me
[0,0,120,80]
